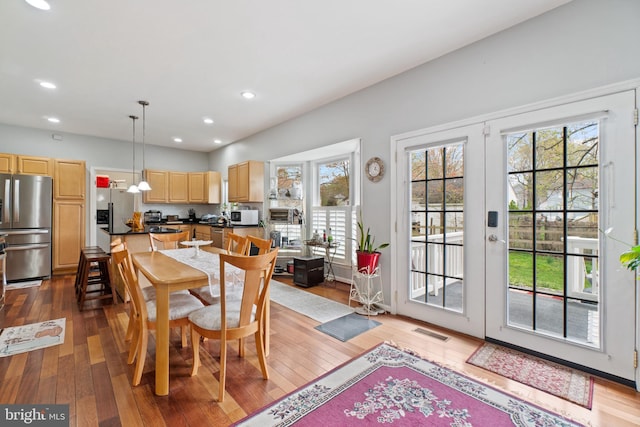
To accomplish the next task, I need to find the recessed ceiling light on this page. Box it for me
[47,117,60,123]
[213,139,222,144]
[173,137,182,143]
[203,118,214,125]
[25,0,50,10]
[241,91,256,99]
[39,81,56,89]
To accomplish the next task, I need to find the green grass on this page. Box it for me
[509,251,564,292]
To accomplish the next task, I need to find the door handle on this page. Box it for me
[5,244,50,251]
[488,234,506,244]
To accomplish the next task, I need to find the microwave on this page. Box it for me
[269,208,301,224]
[230,210,259,225]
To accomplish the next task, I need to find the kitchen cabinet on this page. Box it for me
[168,172,188,203]
[144,169,221,204]
[206,171,222,204]
[17,155,53,176]
[143,169,169,203]
[0,153,15,173]
[193,224,213,242]
[188,172,206,203]
[228,160,264,202]
[53,201,85,273]
[54,159,86,200]
[53,159,86,274]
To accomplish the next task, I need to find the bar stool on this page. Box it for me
[76,247,117,311]
[74,246,105,300]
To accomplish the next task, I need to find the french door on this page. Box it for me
[393,90,637,382]
[393,123,486,338]
[485,91,636,381]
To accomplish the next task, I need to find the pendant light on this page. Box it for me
[136,100,152,191]
[127,115,140,194]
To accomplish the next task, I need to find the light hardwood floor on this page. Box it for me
[0,275,638,426]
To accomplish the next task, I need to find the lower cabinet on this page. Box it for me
[53,201,85,273]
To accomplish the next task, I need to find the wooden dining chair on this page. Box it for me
[188,248,278,401]
[244,235,272,255]
[112,248,205,386]
[149,230,190,251]
[225,233,249,254]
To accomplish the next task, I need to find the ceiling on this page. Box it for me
[0,0,571,152]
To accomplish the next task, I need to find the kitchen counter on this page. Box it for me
[209,223,260,228]
[100,225,181,236]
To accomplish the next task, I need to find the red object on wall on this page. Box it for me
[96,175,110,188]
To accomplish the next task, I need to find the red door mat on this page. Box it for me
[467,342,593,409]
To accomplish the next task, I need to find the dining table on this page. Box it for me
[131,246,272,396]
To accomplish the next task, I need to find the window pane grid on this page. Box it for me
[506,120,599,346]
[410,143,464,312]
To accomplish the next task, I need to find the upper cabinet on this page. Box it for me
[228,160,264,202]
[189,171,222,204]
[205,171,221,204]
[54,159,86,200]
[0,153,15,173]
[168,171,188,203]
[143,169,221,204]
[17,155,53,176]
[143,169,169,203]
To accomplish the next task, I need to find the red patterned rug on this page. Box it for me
[234,342,584,426]
[467,343,594,409]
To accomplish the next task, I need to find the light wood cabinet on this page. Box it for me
[143,170,169,203]
[54,159,86,200]
[0,153,15,173]
[168,172,188,203]
[53,201,85,273]
[228,160,264,202]
[17,155,53,176]
[144,169,221,204]
[206,171,222,204]
[53,159,86,274]
[193,224,212,242]
[188,172,206,203]
[228,164,238,201]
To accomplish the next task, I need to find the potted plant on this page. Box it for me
[355,214,389,274]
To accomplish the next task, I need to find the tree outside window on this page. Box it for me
[319,159,350,206]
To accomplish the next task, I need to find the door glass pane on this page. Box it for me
[409,142,464,312]
[506,120,600,348]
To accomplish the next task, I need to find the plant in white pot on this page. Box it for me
[355,214,389,274]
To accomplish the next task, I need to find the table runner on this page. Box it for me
[160,248,242,298]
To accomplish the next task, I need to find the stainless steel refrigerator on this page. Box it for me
[0,174,52,282]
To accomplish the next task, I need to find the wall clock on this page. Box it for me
[365,157,385,182]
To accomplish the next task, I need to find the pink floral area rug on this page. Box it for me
[467,342,594,409]
[234,342,584,426]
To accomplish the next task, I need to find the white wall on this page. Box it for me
[208,0,640,297]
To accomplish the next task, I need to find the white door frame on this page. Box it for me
[390,79,639,389]
[485,90,637,383]
[391,123,486,338]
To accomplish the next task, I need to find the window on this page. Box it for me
[410,143,465,312]
[506,120,599,343]
[311,157,352,263]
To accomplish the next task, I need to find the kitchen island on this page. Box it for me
[100,225,184,300]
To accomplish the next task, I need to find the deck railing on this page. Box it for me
[410,231,464,299]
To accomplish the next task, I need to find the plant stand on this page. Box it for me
[349,266,384,317]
